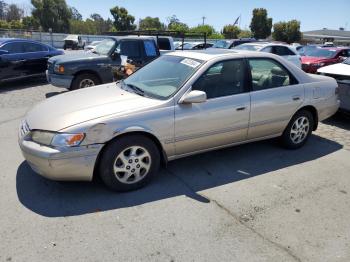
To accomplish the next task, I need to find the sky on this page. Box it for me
[11,0,350,32]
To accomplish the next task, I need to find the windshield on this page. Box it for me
[212,40,231,49]
[123,55,204,100]
[306,48,337,58]
[94,39,116,55]
[234,44,261,51]
[344,58,350,65]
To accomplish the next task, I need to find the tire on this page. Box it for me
[99,135,160,192]
[71,73,100,90]
[281,110,314,149]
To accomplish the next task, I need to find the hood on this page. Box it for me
[301,56,329,64]
[26,83,164,131]
[48,52,108,64]
[317,63,350,76]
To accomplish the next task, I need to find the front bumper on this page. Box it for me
[46,70,73,89]
[19,135,103,181]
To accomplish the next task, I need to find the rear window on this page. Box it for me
[158,37,171,50]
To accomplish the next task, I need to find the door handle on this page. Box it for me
[236,106,247,111]
[292,96,300,101]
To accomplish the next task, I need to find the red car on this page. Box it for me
[301,47,350,73]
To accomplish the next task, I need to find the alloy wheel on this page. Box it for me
[290,116,310,144]
[113,146,152,184]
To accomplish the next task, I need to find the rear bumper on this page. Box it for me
[19,138,103,181]
[46,70,73,89]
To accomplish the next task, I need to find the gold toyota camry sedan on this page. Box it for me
[19,49,340,191]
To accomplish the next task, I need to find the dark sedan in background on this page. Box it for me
[0,38,63,83]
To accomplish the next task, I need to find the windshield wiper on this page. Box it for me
[120,80,145,96]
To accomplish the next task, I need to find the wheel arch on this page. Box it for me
[73,70,102,83]
[295,105,319,131]
[93,130,168,180]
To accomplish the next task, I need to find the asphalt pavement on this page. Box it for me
[1,79,350,262]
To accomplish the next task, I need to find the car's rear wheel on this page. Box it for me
[71,73,100,90]
[281,110,314,149]
[99,135,160,192]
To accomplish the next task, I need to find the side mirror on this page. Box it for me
[111,49,121,60]
[180,90,207,104]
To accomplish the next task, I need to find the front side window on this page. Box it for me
[274,46,295,56]
[212,40,231,49]
[192,59,246,99]
[123,55,203,99]
[94,39,116,55]
[1,42,24,53]
[249,58,295,91]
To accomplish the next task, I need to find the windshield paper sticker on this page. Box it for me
[181,58,201,68]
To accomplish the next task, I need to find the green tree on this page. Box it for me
[250,8,272,39]
[209,33,224,39]
[272,20,302,43]
[190,24,215,36]
[90,13,113,34]
[110,6,136,31]
[222,24,241,39]
[139,16,165,30]
[31,0,72,33]
[0,0,7,20]
[22,16,40,29]
[238,30,252,38]
[5,4,24,22]
[70,7,82,21]
[167,15,189,33]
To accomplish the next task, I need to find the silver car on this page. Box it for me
[19,49,340,191]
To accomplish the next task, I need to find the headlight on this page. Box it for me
[31,131,85,147]
[54,64,65,74]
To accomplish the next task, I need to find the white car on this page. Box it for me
[318,58,350,112]
[235,43,302,68]
[84,41,101,52]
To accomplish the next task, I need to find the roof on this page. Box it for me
[303,29,350,39]
[165,49,277,61]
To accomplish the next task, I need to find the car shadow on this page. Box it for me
[45,90,68,98]
[0,77,48,93]
[16,135,343,217]
[322,112,350,131]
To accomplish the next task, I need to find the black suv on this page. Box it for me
[47,36,161,90]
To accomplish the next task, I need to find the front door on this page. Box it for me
[174,59,251,156]
[247,58,304,139]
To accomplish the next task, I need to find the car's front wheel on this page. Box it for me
[281,110,314,149]
[99,135,160,192]
[71,73,100,90]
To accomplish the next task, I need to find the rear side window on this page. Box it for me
[158,38,171,50]
[274,46,296,56]
[144,40,157,57]
[120,40,140,57]
[23,42,48,52]
[248,58,297,91]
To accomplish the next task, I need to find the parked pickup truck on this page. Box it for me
[47,36,171,90]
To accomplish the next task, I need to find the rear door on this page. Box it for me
[0,42,26,80]
[247,58,304,139]
[21,42,50,75]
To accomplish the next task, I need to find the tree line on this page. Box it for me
[0,1,302,43]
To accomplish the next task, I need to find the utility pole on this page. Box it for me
[202,16,206,25]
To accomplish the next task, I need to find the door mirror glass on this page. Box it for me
[180,90,207,104]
